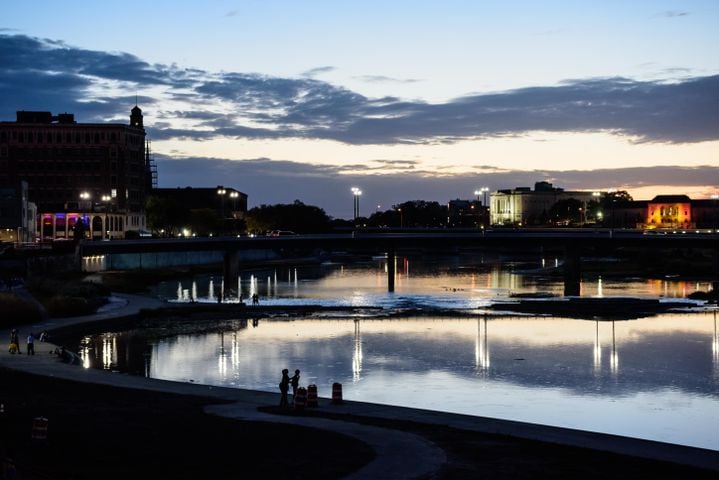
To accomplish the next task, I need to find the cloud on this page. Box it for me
[655,10,690,18]
[2,32,718,147]
[155,154,719,218]
[353,75,422,84]
[301,66,336,78]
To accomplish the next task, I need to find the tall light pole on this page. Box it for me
[217,186,226,236]
[229,191,239,213]
[481,187,489,207]
[229,191,239,234]
[351,187,362,220]
[101,194,111,239]
[79,191,91,239]
[474,189,481,202]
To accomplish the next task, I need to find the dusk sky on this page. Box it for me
[2,1,718,219]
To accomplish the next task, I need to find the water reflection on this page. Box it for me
[353,319,362,382]
[153,258,714,311]
[78,312,719,451]
[713,309,719,383]
[90,256,718,450]
[474,317,489,374]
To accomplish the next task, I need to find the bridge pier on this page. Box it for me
[563,244,581,297]
[387,246,396,292]
[223,249,241,301]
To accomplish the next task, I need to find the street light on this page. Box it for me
[351,187,362,220]
[480,187,489,206]
[101,194,111,239]
[474,190,481,201]
[217,186,227,236]
[229,191,239,213]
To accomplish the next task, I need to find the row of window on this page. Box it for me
[4,146,120,158]
[0,129,122,144]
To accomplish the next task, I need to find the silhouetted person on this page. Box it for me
[290,369,300,399]
[26,333,35,355]
[279,368,290,407]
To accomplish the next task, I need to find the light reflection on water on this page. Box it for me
[78,257,719,450]
[80,311,719,451]
[153,257,714,311]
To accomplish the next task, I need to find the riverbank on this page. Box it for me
[2,365,718,480]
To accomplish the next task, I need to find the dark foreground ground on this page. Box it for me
[2,368,717,480]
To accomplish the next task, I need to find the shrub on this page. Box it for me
[46,295,99,317]
[0,292,43,327]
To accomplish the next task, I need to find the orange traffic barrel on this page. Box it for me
[331,382,343,404]
[31,416,48,441]
[294,387,307,412]
[307,384,318,407]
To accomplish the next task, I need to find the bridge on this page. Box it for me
[78,228,719,296]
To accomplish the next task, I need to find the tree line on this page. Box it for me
[144,192,633,236]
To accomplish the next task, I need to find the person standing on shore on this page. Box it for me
[279,369,290,407]
[26,333,35,355]
[290,369,300,400]
[9,329,21,354]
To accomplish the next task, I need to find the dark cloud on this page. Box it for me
[155,154,719,219]
[191,73,719,144]
[2,32,717,146]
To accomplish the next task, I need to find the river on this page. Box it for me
[76,254,719,451]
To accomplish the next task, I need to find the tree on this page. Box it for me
[187,209,221,236]
[145,195,185,236]
[548,198,584,226]
[245,200,332,234]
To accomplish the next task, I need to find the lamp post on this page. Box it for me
[217,186,226,236]
[351,187,362,220]
[229,191,239,214]
[101,194,111,239]
[474,189,481,202]
[79,191,91,239]
[229,191,239,234]
[481,187,489,207]
[397,207,404,228]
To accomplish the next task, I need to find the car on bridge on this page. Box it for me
[268,230,298,237]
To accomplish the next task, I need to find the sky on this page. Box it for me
[2,0,718,219]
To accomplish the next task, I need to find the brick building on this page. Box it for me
[0,107,155,239]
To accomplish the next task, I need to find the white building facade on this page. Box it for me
[490,181,597,226]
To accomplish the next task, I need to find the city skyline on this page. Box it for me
[2,1,718,218]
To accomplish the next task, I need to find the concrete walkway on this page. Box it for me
[2,292,719,477]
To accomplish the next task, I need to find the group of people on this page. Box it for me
[278,368,301,407]
[8,329,47,355]
[239,293,261,306]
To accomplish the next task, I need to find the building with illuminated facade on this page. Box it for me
[645,195,692,229]
[0,107,154,240]
[490,181,598,226]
